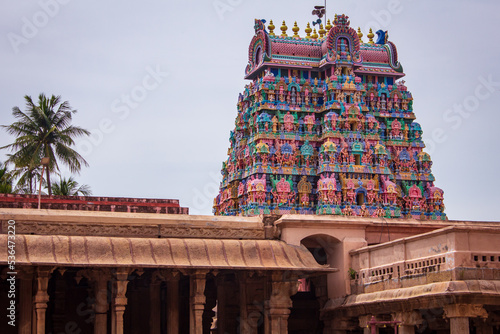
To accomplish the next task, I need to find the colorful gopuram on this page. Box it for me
[213,15,446,220]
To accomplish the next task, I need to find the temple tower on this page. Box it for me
[214,15,446,220]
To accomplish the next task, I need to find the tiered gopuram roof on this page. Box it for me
[213,15,446,220]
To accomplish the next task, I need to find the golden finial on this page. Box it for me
[280,20,288,37]
[357,27,363,44]
[367,28,374,44]
[319,24,325,38]
[334,14,338,25]
[268,20,275,36]
[312,28,318,39]
[305,22,312,39]
[325,19,332,31]
[292,21,300,37]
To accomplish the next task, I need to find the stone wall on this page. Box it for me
[0,193,189,214]
[349,226,500,293]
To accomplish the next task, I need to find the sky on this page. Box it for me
[1,0,499,221]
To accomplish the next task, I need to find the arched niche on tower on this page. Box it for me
[323,14,361,64]
[245,19,272,77]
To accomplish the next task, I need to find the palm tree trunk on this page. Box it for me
[44,146,52,196]
[46,167,51,196]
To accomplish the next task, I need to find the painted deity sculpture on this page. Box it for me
[213,15,446,220]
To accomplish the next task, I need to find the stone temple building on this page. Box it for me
[1,13,500,334]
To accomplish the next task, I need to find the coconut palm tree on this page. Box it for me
[51,176,92,196]
[9,164,43,194]
[0,162,13,194]
[1,94,90,195]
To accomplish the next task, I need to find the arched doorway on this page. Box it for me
[287,235,341,333]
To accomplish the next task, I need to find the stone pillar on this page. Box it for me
[149,279,161,334]
[444,304,488,334]
[190,271,207,334]
[78,268,111,334]
[393,311,422,334]
[113,268,130,334]
[267,272,299,334]
[450,318,469,334]
[94,270,111,334]
[18,268,34,334]
[166,273,180,334]
[34,267,53,334]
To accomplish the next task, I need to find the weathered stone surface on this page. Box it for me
[0,234,335,272]
[0,208,265,239]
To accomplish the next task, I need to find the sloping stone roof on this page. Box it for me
[0,234,335,272]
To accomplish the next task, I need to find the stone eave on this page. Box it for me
[321,280,500,318]
[0,234,336,273]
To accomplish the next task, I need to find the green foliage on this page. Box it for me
[1,94,90,195]
[348,267,357,280]
[51,176,92,196]
[0,162,13,194]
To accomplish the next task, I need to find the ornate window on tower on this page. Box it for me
[336,37,351,60]
[254,46,262,66]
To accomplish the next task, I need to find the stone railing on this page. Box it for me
[349,225,500,293]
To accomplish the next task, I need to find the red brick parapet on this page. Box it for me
[0,193,188,214]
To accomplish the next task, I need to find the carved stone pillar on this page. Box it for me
[444,304,488,334]
[190,271,207,334]
[113,268,130,334]
[78,268,111,334]
[18,268,34,334]
[392,311,422,334]
[267,272,299,334]
[34,267,53,334]
[166,273,180,334]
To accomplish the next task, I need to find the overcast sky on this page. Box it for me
[1,0,499,221]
